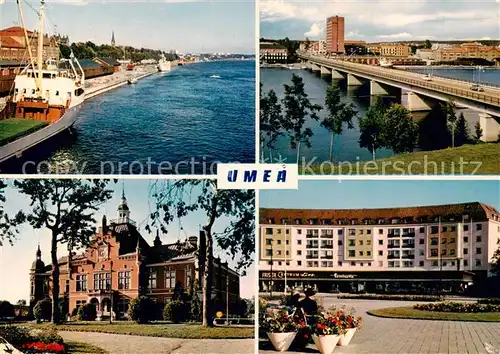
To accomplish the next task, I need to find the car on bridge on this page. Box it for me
[421,74,432,81]
[470,84,484,92]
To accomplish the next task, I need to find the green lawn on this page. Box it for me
[66,341,109,354]
[368,306,500,322]
[301,143,500,175]
[0,118,48,146]
[28,322,254,339]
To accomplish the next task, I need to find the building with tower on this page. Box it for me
[29,191,240,320]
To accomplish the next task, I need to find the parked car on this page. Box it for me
[421,74,432,81]
[0,337,23,354]
[470,84,484,92]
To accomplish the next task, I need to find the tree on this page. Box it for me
[0,180,24,247]
[304,37,312,51]
[128,296,157,324]
[359,97,387,160]
[149,180,254,327]
[16,299,27,306]
[12,180,112,324]
[59,44,71,59]
[281,74,322,164]
[33,298,52,322]
[260,85,284,162]
[455,113,471,147]
[0,301,14,319]
[441,100,458,147]
[77,303,97,321]
[383,104,419,154]
[321,84,357,162]
[474,121,483,142]
[424,39,432,49]
[490,239,500,276]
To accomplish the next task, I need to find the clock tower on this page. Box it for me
[117,188,130,223]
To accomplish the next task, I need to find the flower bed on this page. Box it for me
[338,294,444,302]
[0,326,65,353]
[414,302,500,313]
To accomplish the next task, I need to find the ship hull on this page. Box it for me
[157,62,171,72]
[0,102,83,164]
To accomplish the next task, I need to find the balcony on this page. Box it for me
[306,244,319,249]
[387,255,400,259]
[321,234,334,239]
[402,244,415,249]
[321,244,334,249]
[387,244,400,249]
[402,232,416,238]
[306,255,319,259]
[306,234,319,239]
[387,234,401,238]
[401,255,415,259]
[320,256,334,259]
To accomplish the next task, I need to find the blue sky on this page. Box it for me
[260,0,500,42]
[260,180,500,210]
[0,0,255,53]
[0,179,255,303]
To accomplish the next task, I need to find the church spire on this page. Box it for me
[111,30,116,47]
[117,184,130,222]
[36,243,41,260]
[153,229,162,247]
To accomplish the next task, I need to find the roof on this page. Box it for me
[260,43,287,50]
[0,36,24,48]
[147,240,197,264]
[94,57,120,67]
[78,59,102,69]
[260,202,499,225]
[0,26,34,36]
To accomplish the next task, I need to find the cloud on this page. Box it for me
[346,30,365,38]
[378,32,413,39]
[304,23,322,37]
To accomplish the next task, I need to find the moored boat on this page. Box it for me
[157,54,171,72]
[0,0,85,164]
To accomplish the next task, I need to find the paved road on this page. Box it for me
[259,297,500,354]
[60,331,254,354]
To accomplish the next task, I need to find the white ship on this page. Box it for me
[0,0,85,164]
[157,54,171,72]
[379,58,393,68]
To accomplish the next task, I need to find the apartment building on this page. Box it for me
[326,16,345,54]
[260,42,288,63]
[259,202,500,294]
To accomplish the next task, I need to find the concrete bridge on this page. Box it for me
[300,54,500,142]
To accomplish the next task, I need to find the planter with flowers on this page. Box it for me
[20,341,65,354]
[337,308,362,346]
[311,311,345,354]
[262,309,304,352]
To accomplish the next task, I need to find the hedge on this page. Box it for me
[338,294,444,302]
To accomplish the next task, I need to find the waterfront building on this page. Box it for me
[29,192,240,320]
[260,42,288,63]
[92,57,121,72]
[299,40,327,56]
[326,16,345,54]
[0,26,59,62]
[259,202,500,294]
[434,44,500,62]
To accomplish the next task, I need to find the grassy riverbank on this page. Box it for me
[301,142,500,175]
[0,119,48,146]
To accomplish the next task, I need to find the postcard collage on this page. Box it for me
[0,0,500,353]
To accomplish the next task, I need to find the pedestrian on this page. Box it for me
[298,288,318,316]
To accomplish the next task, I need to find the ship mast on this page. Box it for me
[36,0,45,95]
[16,0,36,75]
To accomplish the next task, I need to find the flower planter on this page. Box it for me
[338,328,357,346]
[267,332,297,352]
[312,334,340,354]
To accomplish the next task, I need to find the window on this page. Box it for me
[463,225,469,231]
[265,228,273,235]
[76,274,87,291]
[378,229,383,234]
[338,229,343,236]
[65,280,70,293]
[286,240,290,245]
[378,240,383,245]
[419,261,424,267]
[278,261,282,266]
[297,229,302,234]
[148,270,157,289]
[267,261,272,265]
[442,261,447,267]
[419,227,425,233]
[450,226,456,232]
[348,240,355,246]
[367,230,372,235]
[476,259,481,267]
[464,260,468,266]
[338,261,342,266]
[367,251,371,256]
[350,261,355,266]
[94,273,111,290]
[449,238,455,244]
[266,239,272,245]
[442,226,447,232]
[431,249,438,257]
[277,250,282,255]
[297,261,302,266]
[430,226,439,234]
[277,240,281,245]
[432,261,438,267]
[419,239,424,245]
[367,240,372,246]
[476,236,482,242]
[476,224,482,231]
[297,250,302,255]
[464,236,468,243]
[464,248,468,255]
[338,240,343,246]
[349,229,355,236]
[348,250,355,257]
[378,251,383,256]
[118,271,131,290]
[476,248,482,255]
[359,251,364,256]
[431,238,438,245]
[266,249,272,256]
[450,249,455,256]
[441,249,446,256]
[297,240,302,245]
[359,240,364,246]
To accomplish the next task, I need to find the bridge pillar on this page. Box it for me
[479,113,500,142]
[331,69,345,80]
[401,90,436,112]
[311,63,321,72]
[347,73,363,86]
[370,80,390,95]
[320,66,331,76]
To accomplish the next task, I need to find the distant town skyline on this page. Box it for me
[260,0,500,42]
[0,180,255,303]
[0,0,255,54]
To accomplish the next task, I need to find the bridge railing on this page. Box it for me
[397,68,500,89]
[302,55,500,107]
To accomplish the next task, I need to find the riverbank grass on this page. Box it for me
[368,306,500,322]
[0,119,48,146]
[301,142,500,175]
[26,322,254,339]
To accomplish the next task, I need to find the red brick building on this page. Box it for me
[0,26,59,62]
[326,16,345,54]
[29,192,240,320]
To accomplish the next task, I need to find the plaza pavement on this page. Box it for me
[60,331,254,354]
[259,296,500,354]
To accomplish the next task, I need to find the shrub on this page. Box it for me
[0,326,33,346]
[128,296,156,324]
[414,301,500,313]
[77,303,97,321]
[163,300,188,323]
[190,294,202,322]
[338,294,444,302]
[59,298,69,320]
[478,298,500,305]
[33,298,52,322]
[0,300,15,319]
